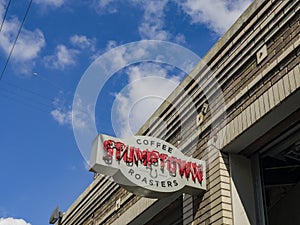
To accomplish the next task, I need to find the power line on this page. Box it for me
[0,0,12,33]
[0,87,52,113]
[0,0,33,81]
[1,79,54,103]
[33,72,65,91]
[0,92,51,113]
[0,82,54,109]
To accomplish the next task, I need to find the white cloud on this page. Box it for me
[70,35,96,51]
[94,0,118,14]
[51,108,72,126]
[51,96,72,126]
[0,2,45,72]
[34,0,65,7]
[12,28,45,62]
[179,0,252,35]
[105,40,118,51]
[0,217,31,225]
[72,97,95,129]
[88,0,251,40]
[51,96,94,129]
[137,0,171,40]
[44,45,79,70]
[90,40,118,61]
[91,0,185,42]
[97,0,116,9]
[112,63,182,137]
[175,33,186,44]
[93,0,160,37]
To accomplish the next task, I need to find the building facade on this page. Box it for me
[57,0,300,224]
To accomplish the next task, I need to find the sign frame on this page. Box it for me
[90,134,206,198]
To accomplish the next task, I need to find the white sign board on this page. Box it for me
[90,134,206,198]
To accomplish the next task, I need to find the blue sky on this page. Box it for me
[0,0,252,224]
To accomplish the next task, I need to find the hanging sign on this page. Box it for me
[90,134,206,198]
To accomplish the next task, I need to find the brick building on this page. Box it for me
[56,0,300,224]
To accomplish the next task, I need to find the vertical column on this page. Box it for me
[251,154,267,225]
[230,154,257,225]
[183,194,193,225]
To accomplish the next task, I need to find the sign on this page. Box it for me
[90,134,206,198]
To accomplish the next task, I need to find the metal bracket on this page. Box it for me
[196,103,209,126]
[256,44,268,64]
[115,198,121,211]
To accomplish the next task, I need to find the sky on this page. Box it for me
[0,0,252,224]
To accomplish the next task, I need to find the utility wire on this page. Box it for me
[0,0,12,33]
[1,79,54,103]
[0,83,53,113]
[0,88,51,113]
[0,0,33,81]
[0,83,53,108]
[33,72,65,91]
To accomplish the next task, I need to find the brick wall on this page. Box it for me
[59,1,300,225]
